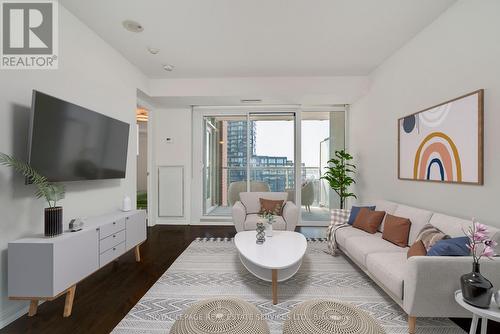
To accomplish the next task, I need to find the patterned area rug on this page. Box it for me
[113,238,465,334]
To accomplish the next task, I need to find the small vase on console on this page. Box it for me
[44,206,63,237]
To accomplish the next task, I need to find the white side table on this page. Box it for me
[455,290,500,334]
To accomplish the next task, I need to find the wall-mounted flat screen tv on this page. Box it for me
[28,90,130,182]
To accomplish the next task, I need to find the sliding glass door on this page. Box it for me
[249,113,296,201]
[202,112,296,217]
[300,111,345,222]
[194,106,345,224]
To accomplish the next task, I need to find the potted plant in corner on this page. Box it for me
[0,153,65,237]
[320,150,356,209]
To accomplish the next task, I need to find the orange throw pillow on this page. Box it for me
[382,214,411,247]
[259,198,284,215]
[352,208,386,234]
[407,240,427,258]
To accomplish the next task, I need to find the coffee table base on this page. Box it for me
[239,254,302,305]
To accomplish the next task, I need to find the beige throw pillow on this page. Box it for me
[415,224,449,251]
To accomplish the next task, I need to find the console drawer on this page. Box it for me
[99,242,125,267]
[99,218,126,239]
[99,229,126,254]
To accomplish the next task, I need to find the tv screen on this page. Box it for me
[28,91,130,182]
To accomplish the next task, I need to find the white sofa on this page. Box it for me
[335,200,500,334]
[232,192,299,232]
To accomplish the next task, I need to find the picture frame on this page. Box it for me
[398,89,483,185]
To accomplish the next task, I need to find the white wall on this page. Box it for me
[150,109,192,225]
[349,0,500,226]
[0,6,146,327]
[137,122,148,192]
[149,76,370,105]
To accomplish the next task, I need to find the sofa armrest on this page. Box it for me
[404,256,500,317]
[232,201,247,232]
[282,201,299,231]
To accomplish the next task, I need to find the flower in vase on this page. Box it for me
[464,218,497,263]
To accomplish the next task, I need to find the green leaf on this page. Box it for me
[0,153,65,207]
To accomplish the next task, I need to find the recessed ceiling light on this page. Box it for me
[148,47,160,55]
[122,20,144,33]
[163,64,175,71]
[241,99,262,104]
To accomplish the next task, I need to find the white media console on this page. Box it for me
[8,210,147,317]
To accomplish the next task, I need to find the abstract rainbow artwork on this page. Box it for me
[398,90,483,184]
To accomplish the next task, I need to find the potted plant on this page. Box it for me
[320,150,356,209]
[460,219,497,308]
[258,204,281,237]
[0,153,65,237]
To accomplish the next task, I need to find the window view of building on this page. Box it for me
[203,111,344,221]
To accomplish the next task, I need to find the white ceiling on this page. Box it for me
[61,0,455,79]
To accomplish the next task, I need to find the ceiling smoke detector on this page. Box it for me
[122,20,144,33]
[163,64,175,71]
[148,47,160,55]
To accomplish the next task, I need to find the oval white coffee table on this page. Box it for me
[235,231,307,305]
[455,290,500,334]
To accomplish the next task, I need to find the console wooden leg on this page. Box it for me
[272,269,278,305]
[134,245,141,262]
[28,300,38,316]
[408,316,416,334]
[63,285,76,317]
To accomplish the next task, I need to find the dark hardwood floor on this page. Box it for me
[1,225,497,334]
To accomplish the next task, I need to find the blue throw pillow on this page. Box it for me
[347,206,375,225]
[427,236,470,256]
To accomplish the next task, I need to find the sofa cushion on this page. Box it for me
[383,214,411,247]
[347,206,375,225]
[259,198,284,215]
[352,208,385,234]
[374,200,399,232]
[345,234,407,267]
[244,214,286,231]
[366,252,407,300]
[415,224,448,251]
[429,213,500,255]
[393,204,433,244]
[427,237,470,256]
[407,240,427,258]
[335,226,370,249]
[240,192,288,214]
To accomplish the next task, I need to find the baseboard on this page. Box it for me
[0,302,28,330]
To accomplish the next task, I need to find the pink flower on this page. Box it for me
[474,222,489,234]
[485,239,498,248]
[473,232,488,242]
[482,246,495,259]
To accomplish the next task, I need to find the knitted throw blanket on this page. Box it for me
[326,209,351,256]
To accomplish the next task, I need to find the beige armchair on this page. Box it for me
[227,181,270,206]
[232,192,299,232]
[286,180,315,212]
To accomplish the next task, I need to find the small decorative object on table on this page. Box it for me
[256,222,266,244]
[122,195,132,212]
[69,218,85,232]
[0,153,65,237]
[460,218,497,308]
[259,204,280,238]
